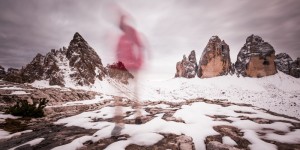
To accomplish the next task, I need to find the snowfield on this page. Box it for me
[139,72,300,119]
[1,72,300,150]
[33,71,300,119]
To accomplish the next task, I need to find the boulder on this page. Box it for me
[235,35,277,77]
[175,50,198,78]
[198,36,232,78]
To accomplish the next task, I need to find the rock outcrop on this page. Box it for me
[198,36,232,78]
[275,53,293,75]
[235,35,277,77]
[275,53,300,78]
[3,68,22,83]
[290,57,300,78]
[175,50,198,78]
[106,61,134,84]
[0,65,5,79]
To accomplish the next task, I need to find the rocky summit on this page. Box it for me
[1,32,133,86]
[66,32,106,85]
[198,36,233,78]
[175,50,198,78]
[235,35,277,77]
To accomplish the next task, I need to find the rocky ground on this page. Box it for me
[0,96,300,150]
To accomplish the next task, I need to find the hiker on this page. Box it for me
[111,14,146,136]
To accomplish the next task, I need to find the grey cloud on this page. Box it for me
[0,0,299,79]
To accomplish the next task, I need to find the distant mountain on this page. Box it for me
[275,53,300,78]
[235,34,277,77]
[198,36,233,78]
[1,32,133,86]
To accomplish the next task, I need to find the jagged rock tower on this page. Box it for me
[198,36,232,78]
[275,53,300,78]
[235,35,277,77]
[175,50,198,78]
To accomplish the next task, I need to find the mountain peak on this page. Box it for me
[70,32,86,45]
[73,32,83,39]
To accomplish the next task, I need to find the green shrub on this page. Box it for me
[6,98,49,118]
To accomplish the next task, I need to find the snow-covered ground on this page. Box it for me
[32,71,300,119]
[138,72,300,119]
[52,101,300,150]
[2,72,300,150]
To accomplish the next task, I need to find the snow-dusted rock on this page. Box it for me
[66,32,106,85]
[198,36,233,78]
[290,57,300,78]
[176,135,195,150]
[235,35,277,77]
[275,53,293,75]
[274,53,299,78]
[2,32,134,86]
[106,61,134,84]
[0,65,5,79]
[175,50,198,78]
[3,68,22,83]
[207,141,240,150]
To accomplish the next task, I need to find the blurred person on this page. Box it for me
[111,14,148,137]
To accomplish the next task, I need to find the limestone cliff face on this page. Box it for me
[175,50,198,78]
[198,36,232,78]
[235,35,277,77]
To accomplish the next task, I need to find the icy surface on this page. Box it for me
[10,91,30,95]
[222,136,237,146]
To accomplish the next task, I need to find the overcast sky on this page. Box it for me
[0,0,300,80]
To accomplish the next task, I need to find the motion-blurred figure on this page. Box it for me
[111,14,146,136]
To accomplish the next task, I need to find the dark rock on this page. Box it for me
[66,32,106,86]
[275,53,293,75]
[198,36,232,78]
[176,135,195,150]
[175,50,198,78]
[106,61,134,84]
[21,53,46,83]
[235,35,277,77]
[0,65,5,79]
[3,68,22,83]
[290,57,300,78]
